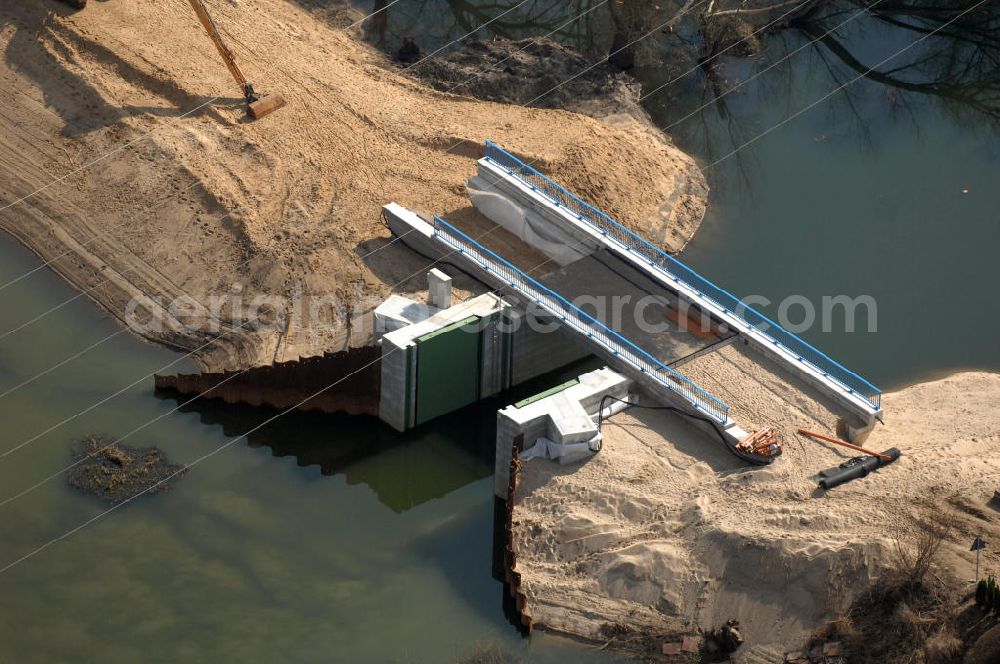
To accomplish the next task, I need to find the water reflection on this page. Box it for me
[155,357,597,513]
[805,0,1000,124]
[348,0,1000,147]
[155,392,494,512]
[646,0,1000,169]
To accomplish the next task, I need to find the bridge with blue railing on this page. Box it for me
[381,140,882,443]
[432,215,731,424]
[480,140,882,415]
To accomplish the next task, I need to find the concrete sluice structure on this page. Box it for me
[157,139,882,511]
[384,140,884,491]
[376,291,586,432]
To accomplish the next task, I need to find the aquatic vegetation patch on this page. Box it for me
[67,434,186,505]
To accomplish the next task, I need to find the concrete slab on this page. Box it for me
[374,294,438,341]
[381,292,502,350]
[547,391,598,445]
[538,248,737,366]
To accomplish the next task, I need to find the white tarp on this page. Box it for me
[520,433,603,465]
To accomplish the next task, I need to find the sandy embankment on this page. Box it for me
[0,0,706,371]
[513,356,1000,660]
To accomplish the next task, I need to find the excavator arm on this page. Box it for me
[58,0,285,119]
[187,0,249,92]
[185,0,285,118]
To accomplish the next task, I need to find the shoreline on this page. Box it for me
[0,0,707,373]
[875,364,1000,395]
[510,363,1000,660]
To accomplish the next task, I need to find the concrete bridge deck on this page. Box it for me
[537,248,737,367]
[473,141,882,436]
[381,140,882,441]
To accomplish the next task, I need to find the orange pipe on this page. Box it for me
[797,428,892,461]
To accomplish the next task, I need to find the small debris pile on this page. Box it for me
[736,427,782,458]
[395,38,421,64]
[706,620,744,656]
[661,621,743,660]
[67,434,186,505]
[660,634,701,656]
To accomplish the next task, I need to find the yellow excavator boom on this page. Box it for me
[185,0,285,119]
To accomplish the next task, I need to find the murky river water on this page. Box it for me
[2,1,998,662]
[0,237,612,662]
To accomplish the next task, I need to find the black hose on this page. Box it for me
[597,394,745,463]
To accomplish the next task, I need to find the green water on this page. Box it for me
[654,29,1000,389]
[0,236,616,662]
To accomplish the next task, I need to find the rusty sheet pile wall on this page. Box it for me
[154,346,380,416]
[503,434,533,633]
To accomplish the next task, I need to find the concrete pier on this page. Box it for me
[494,367,631,499]
[378,293,507,432]
[371,232,590,431]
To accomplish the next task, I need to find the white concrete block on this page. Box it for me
[428,268,452,309]
[493,367,633,498]
[374,294,438,341]
[547,392,598,445]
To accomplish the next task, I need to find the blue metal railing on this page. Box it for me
[482,140,882,411]
[432,215,730,424]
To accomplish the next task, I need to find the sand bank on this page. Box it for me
[513,357,1000,660]
[0,0,706,370]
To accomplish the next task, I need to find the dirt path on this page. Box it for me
[0,0,707,370]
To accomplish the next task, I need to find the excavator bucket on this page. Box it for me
[248,94,286,120]
[186,0,287,120]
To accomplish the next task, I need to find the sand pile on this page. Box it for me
[513,350,1000,660]
[0,0,706,370]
